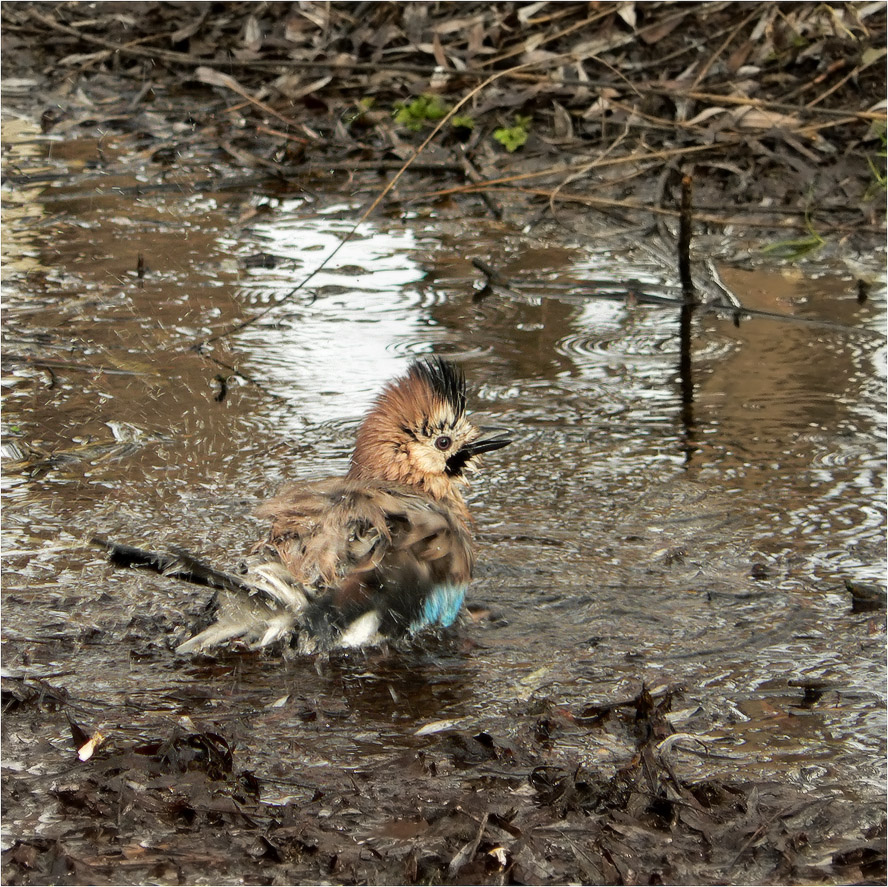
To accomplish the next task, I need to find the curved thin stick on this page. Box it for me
[202,56,567,347]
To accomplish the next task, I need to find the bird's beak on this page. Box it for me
[461,432,512,457]
[445,430,511,477]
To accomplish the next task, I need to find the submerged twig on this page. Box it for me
[678,173,694,297]
[470,258,522,302]
[471,258,511,288]
[704,260,744,325]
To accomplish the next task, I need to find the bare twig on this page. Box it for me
[414,144,719,202]
[691,6,761,89]
[678,174,694,296]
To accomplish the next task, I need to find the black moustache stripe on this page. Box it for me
[445,449,473,477]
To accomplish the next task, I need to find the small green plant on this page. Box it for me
[343,96,375,126]
[864,123,886,201]
[867,153,886,188]
[451,115,474,131]
[762,210,825,261]
[493,114,532,152]
[393,94,450,131]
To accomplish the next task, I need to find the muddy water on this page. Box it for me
[2,120,886,865]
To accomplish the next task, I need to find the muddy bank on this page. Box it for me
[3,675,884,885]
[1,2,885,248]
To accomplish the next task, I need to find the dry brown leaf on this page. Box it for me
[616,3,637,29]
[571,61,592,101]
[243,16,262,52]
[552,101,574,140]
[171,8,209,43]
[77,730,105,762]
[432,32,448,68]
[522,48,564,66]
[639,12,687,44]
[726,41,754,73]
[298,2,329,31]
[274,74,332,101]
[749,4,777,45]
[572,32,635,59]
[861,45,888,68]
[731,107,801,131]
[685,106,728,127]
[272,73,302,96]
[468,19,485,55]
[524,32,546,54]
[195,66,243,92]
[582,88,620,118]
[283,15,311,42]
[433,15,485,35]
[57,50,112,67]
[518,2,549,24]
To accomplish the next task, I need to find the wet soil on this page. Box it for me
[2,4,887,885]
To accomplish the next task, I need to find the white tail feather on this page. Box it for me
[176,562,310,654]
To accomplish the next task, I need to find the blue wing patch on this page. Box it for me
[410,583,467,633]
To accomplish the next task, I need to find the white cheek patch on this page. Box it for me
[407,440,446,474]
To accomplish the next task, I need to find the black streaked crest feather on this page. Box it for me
[410,357,466,419]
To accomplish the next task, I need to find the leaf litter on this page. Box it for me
[1,1,884,245]
[3,672,885,884]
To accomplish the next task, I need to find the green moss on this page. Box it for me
[493,114,532,152]
[393,94,451,131]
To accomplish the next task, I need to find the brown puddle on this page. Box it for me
[2,117,886,884]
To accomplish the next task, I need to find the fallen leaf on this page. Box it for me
[77,730,105,762]
[414,718,466,736]
[243,15,262,52]
[685,106,727,127]
[616,3,637,29]
[731,107,801,131]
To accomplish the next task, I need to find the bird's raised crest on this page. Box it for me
[410,357,467,421]
[348,357,491,498]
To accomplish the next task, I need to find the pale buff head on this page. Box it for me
[348,358,510,502]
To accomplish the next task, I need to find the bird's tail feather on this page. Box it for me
[92,536,310,653]
[176,561,311,654]
[91,536,251,593]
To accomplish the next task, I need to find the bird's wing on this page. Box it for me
[255,477,396,586]
[255,479,475,652]
[256,478,471,581]
[175,479,473,654]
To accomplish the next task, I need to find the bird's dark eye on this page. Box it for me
[434,435,452,451]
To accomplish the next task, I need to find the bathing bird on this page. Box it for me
[94,358,510,654]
